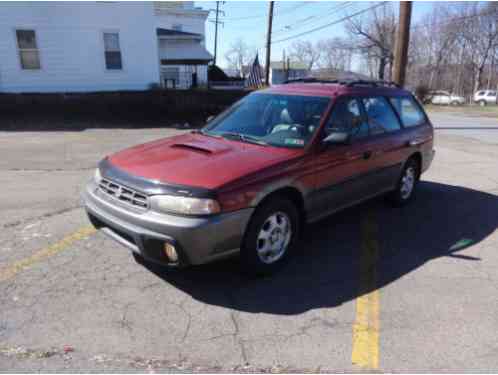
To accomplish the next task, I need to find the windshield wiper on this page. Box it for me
[241,134,269,146]
[219,132,269,146]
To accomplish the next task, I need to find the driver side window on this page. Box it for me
[325,97,368,139]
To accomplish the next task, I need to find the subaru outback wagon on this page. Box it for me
[84,79,435,275]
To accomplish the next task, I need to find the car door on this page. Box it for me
[487,91,497,104]
[360,96,407,193]
[309,96,376,221]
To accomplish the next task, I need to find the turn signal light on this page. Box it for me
[164,243,178,262]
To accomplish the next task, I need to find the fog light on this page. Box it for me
[164,243,178,262]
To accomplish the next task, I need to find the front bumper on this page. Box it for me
[83,180,254,267]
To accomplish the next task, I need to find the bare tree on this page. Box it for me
[460,2,498,92]
[288,40,320,70]
[224,38,257,75]
[316,37,353,71]
[346,3,397,80]
[409,4,460,89]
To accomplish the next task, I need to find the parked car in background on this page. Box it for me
[473,90,497,106]
[84,79,435,275]
[429,90,465,106]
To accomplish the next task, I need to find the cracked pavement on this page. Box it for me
[1,113,498,372]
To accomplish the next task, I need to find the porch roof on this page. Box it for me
[156,28,203,41]
[159,40,213,65]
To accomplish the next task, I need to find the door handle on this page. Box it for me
[407,139,423,147]
[363,151,372,160]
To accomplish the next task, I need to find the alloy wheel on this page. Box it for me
[400,166,416,200]
[256,211,292,264]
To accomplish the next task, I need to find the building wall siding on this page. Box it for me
[0,2,161,93]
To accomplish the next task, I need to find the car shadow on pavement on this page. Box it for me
[138,181,498,315]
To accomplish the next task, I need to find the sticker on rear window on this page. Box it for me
[284,138,305,146]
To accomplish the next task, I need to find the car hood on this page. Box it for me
[107,132,301,190]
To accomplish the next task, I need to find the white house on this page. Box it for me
[0,1,212,93]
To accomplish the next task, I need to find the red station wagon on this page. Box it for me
[84,79,435,275]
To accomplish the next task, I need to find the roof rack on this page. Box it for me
[344,80,401,88]
[282,78,401,88]
[282,78,339,84]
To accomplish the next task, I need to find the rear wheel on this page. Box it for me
[388,158,420,206]
[240,197,299,276]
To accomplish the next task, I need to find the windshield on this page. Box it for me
[203,93,330,148]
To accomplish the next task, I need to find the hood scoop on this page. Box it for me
[170,140,232,155]
[171,143,213,154]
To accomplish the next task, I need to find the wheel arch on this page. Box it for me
[406,152,422,180]
[246,185,307,232]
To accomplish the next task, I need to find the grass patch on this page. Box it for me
[425,104,498,118]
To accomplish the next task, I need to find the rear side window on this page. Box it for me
[325,97,369,140]
[362,97,401,135]
[389,97,426,128]
[487,91,496,97]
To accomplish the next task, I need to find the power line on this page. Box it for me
[218,2,309,22]
[271,2,387,45]
[273,2,352,34]
[409,7,498,32]
[272,2,355,36]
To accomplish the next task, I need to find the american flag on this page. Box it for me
[245,54,264,88]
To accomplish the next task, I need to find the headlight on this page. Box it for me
[94,168,102,184]
[150,195,221,216]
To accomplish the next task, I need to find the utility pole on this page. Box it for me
[265,1,274,85]
[214,2,220,65]
[209,2,225,66]
[393,1,412,87]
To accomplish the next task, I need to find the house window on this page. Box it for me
[172,24,183,31]
[103,32,122,70]
[16,29,40,70]
[162,67,180,88]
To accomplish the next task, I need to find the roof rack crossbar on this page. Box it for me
[282,78,401,88]
[345,80,400,88]
[282,78,340,84]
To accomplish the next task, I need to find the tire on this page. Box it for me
[479,100,487,107]
[240,197,300,276]
[388,158,420,207]
[451,101,460,106]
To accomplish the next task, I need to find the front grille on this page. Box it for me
[98,178,149,210]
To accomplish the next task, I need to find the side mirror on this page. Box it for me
[323,131,351,145]
[206,115,214,123]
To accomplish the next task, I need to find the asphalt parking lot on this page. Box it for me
[1,112,498,372]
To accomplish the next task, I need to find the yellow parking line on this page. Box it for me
[0,225,96,282]
[352,211,380,369]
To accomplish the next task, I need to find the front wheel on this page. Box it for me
[240,197,300,276]
[388,158,420,206]
[479,100,487,107]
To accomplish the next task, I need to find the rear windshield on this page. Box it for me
[204,93,330,148]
